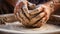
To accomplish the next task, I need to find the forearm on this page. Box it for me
[44,0,60,13]
[52,0,60,11]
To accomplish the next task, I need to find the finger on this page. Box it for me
[22,6,31,18]
[28,2,36,9]
[29,12,46,25]
[32,16,48,28]
[14,2,24,15]
[30,7,44,15]
[15,9,23,23]
[28,2,35,6]
[19,8,30,25]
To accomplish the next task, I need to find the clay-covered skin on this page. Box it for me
[14,0,60,28]
[14,0,47,28]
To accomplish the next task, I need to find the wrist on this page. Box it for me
[44,0,60,13]
[51,0,60,11]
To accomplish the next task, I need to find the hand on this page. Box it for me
[30,3,54,27]
[14,0,37,27]
[14,0,53,28]
[29,3,54,27]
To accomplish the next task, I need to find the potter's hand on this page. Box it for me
[14,0,37,27]
[29,2,54,27]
